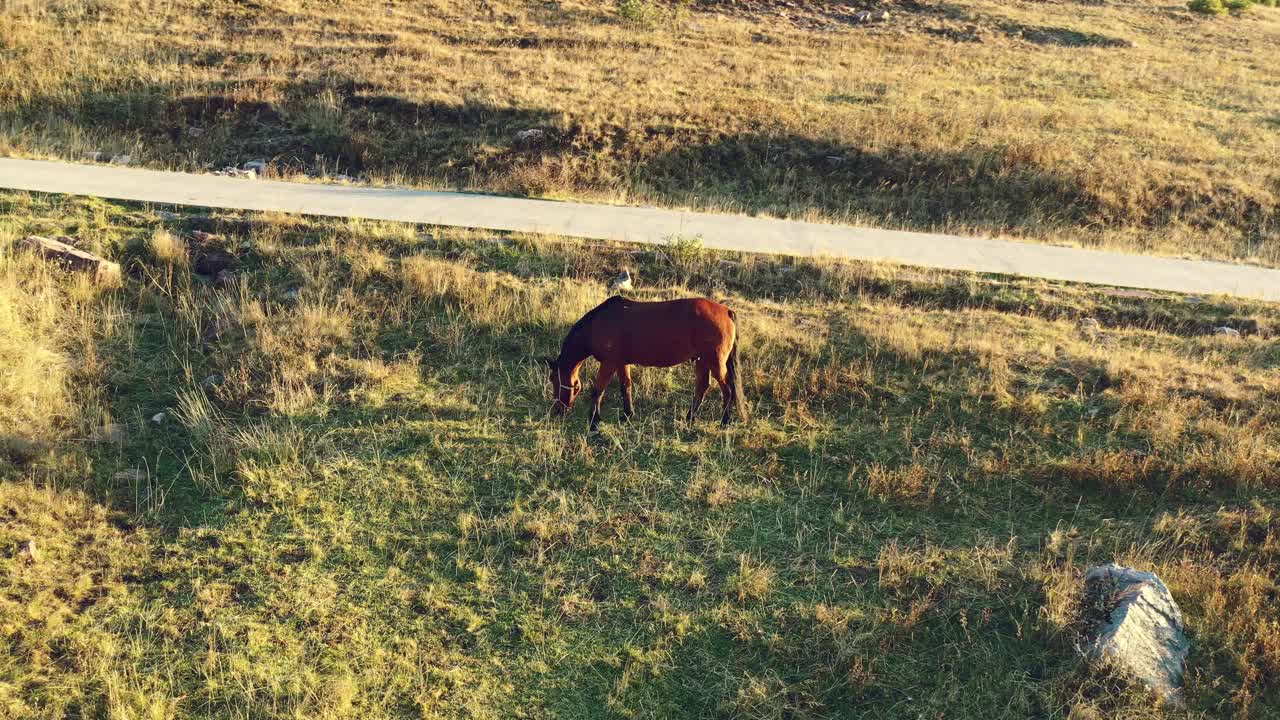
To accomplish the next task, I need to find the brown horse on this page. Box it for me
[545,296,747,430]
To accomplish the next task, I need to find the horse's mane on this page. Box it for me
[561,295,622,354]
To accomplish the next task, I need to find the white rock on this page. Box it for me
[151,412,166,424]
[244,160,267,174]
[201,373,224,390]
[1084,564,1190,706]
[1214,326,1240,337]
[18,540,38,564]
[112,468,146,483]
[213,167,257,179]
[187,126,205,137]
[110,154,132,166]
[514,128,547,144]
[852,10,872,21]
[871,9,890,20]
[608,269,633,294]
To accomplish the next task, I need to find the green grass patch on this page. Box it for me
[3,191,1280,717]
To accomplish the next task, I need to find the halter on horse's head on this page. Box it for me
[544,357,582,415]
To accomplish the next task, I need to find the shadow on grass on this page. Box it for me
[6,77,1128,236]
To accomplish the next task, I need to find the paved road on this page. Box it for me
[3,158,1278,301]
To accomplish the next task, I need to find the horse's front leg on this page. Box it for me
[589,363,617,432]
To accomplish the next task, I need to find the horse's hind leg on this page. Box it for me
[589,363,617,432]
[686,357,711,423]
[712,353,733,426]
[618,364,634,420]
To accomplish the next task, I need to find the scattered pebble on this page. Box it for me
[213,167,257,179]
[18,540,38,564]
[194,249,236,276]
[1079,317,1103,341]
[514,128,548,145]
[112,468,146,484]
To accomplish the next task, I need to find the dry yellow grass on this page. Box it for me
[1,0,1278,263]
[3,190,1280,717]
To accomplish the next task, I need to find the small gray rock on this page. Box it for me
[18,540,38,564]
[187,126,206,138]
[1214,326,1241,337]
[110,154,132,166]
[1084,564,1189,706]
[283,288,301,302]
[112,468,146,484]
[243,159,267,174]
[201,373,224,390]
[151,412,166,424]
[514,128,547,145]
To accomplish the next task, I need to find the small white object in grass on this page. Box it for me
[188,126,205,137]
[83,151,104,162]
[514,128,547,144]
[113,468,146,483]
[18,540,38,564]
[608,269,633,293]
[111,154,131,165]
[151,412,166,424]
[201,373,224,389]
[1214,326,1241,337]
[244,160,267,174]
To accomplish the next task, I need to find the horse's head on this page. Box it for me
[544,357,582,415]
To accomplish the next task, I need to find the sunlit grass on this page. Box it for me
[1,190,1280,717]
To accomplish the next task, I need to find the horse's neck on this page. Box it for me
[559,327,591,370]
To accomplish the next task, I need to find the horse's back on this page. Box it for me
[593,297,733,367]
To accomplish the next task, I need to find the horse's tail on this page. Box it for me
[727,310,749,422]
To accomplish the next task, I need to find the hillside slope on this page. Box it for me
[1,0,1278,263]
[3,191,1280,717]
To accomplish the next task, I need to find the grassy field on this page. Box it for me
[1,0,1279,264]
[3,189,1280,718]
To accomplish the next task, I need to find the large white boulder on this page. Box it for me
[1084,564,1190,705]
